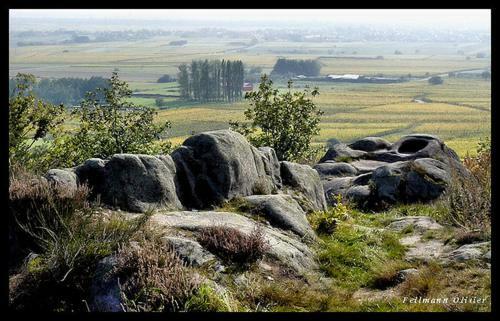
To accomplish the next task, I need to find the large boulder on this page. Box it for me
[102,154,183,212]
[171,130,277,209]
[243,194,315,240]
[74,158,107,197]
[258,147,282,189]
[322,177,354,205]
[371,158,450,204]
[349,137,391,152]
[313,162,358,178]
[280,161,328,211]
[319,143,366,163]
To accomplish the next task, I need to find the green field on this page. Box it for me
[9,36,491,158]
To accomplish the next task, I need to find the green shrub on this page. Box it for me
[230,75,323,162]
[9,73,65,173]
[43,72,173,168]
[309,195,349,234]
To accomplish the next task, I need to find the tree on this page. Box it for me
[177,64,190,99]
[155,98,165,107]
[48,72,172,167]
[481,71,491,80]
[9,73,65,172]
[428,76,444,85]
[230,75,323,162]
[157,74,174,83]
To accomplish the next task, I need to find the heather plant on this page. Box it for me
[115,238,200,312]
[197,225,269,266]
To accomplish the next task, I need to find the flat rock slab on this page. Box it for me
[387,216,443,233]
[150,211,318,274]
[400,234,451,262]
[350,160,390,173]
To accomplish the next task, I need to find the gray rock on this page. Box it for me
[243,194,315,240]
[371,158,450,203]
[352,173,372,185]
[74,158,107,197]
[350,160,390,173]
[371,161,411,203]
[349,137,391,152]
[90,256,122,312]
[44,168,78,193]
[103,154,182,213]
[405,158,450,202]
[258,147,283,189]
[345,185,371,205]
[150,211,318,274]
[313,162,358,178]
[162,236,218,267]
[445,242,491,262]
[387,216,443,233]
[400,235,451,262]
[319,143,367,163]
[280,161,328,211]
[171,130,277,209]
[396,268,419,282]
[323,177,354,205]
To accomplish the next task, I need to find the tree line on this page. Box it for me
[9,76,109,106]
[177,59,245,102]
[271,58,321,77]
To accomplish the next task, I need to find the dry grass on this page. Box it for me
[197,225,269,266]
[442,141,490,232]
[114,238,200,312]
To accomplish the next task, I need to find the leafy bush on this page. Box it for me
[230,75,323,162]
[308,195,349,234]
[197,225,269,266]
[115,238,199,312]
[46,72,172,168]
[9,73,65,173]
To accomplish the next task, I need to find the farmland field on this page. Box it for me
[9,35,491,158]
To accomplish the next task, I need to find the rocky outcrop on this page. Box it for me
[348,137,391,152]
[102,154,183,212]
[150,211,318,274]
[280,161,328,211]
[243,194,315,240]
[171,130,278,209]
[316,134,468,207]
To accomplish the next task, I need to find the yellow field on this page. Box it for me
[10,37,491,158]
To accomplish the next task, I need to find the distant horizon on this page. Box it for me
[10,9,491,32]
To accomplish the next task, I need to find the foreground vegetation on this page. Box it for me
[8,138,490,312]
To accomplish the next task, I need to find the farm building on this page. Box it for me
[242,82,253,91]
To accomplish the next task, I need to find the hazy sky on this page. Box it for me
[10,9,490,30]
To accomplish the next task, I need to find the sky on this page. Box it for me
[10,9,491,30]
